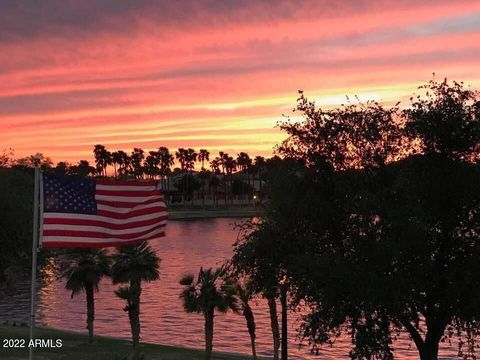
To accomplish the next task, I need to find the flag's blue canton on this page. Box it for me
[43,174,97,214]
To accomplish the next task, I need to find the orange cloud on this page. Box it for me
[1,0,479,164]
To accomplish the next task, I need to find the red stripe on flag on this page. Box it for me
[95,189,162,197]
[42,233,165,248]
[43,215,168,230]
[96,180,158,186]
[96,198,161,208]
[43,223,166,240]
[97,206,167,219]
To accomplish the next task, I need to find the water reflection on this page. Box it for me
[0,219,460,359]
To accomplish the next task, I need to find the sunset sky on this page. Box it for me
[1,0,480,165]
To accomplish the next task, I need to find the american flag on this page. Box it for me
[40,174,167,248]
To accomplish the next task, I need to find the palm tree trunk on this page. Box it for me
[129,280,142,349]
[267,296,280,360]
[280,285,288,360]
[85,283,95,344]
[204,310,214,360]
[224,176,228,206]
[247,172,251,206]
[243,304,257,359]
[203,188,206,209]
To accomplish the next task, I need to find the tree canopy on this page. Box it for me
[233,79,480,360]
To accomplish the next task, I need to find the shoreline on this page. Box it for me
[168,207,262,220]
[0,323,259,360]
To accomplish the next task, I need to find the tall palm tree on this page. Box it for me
[186,148,198,204]
[175,148,189,204]
[235,281,257,359]
[158,147,174,202]
[236,152,252,204]
[208,171,220,207]
[116,150,130,179]
[197,170,211,207]
[216,152,230,204]
[143,151,160,180]
[210,157,221,174]
[175,148,188,171]
[236,152,251,173]
[218,151,227,174]
[253,156,266,197]
[179,266,239,360]
[62,249,111,344]
[130,148,145,179]
[93,144,110,176]
[112,242,160,349]
[112,151,122,178]
[224,156,237,205]
[267,293,280,360]
[176,148,197,204]
[198,149,210,171]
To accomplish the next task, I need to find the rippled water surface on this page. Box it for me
[0,218,459,359]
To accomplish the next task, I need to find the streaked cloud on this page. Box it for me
[1,0,479,164]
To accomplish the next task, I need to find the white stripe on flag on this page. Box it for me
[43,211,167,224]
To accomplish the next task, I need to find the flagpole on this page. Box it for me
[29,160,41,360]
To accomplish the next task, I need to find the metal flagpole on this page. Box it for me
[29,161,41,360]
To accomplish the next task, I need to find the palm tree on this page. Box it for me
[175,148,188,171]
[93,144,112,176]
[198,149,210,171]
[209,171,220,207]
[197,170,211,207]
[186,148,198,204]
[93,145,104,175]
[216,152,230,204]
[236,152,252,204]
[158,147,174,202]
[143,151,160,180]
[235,281,257,359]
[117,150,131,179]
[62,249,111,344]
[112,151,122,178]
[112,242,160,349]
[210,157,221,174]
[175,148,197,204]
[253,156,266,197]
[267,292,280,360]
[179,266,239,360]
[130,148,145,179]
[224,156,237,205]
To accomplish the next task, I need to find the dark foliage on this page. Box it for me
[234,79,480,360]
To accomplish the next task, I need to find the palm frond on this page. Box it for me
[179,266,239,316]
[62,248,112,298]
[111,242,160,285]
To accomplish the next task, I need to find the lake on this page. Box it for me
[0,218,459,359]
